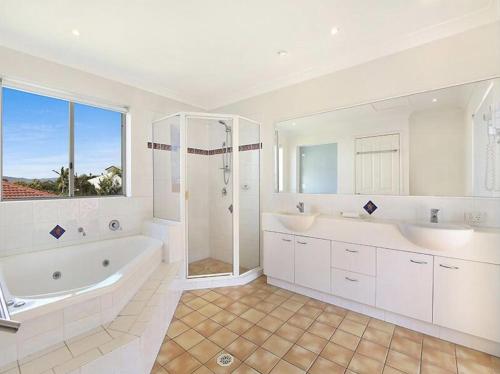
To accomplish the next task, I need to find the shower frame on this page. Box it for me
[152,112,262,280]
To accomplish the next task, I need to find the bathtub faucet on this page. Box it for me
[0,282,20,333]
[78,227,86,237]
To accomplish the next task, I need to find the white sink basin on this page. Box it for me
[276,212,319,232]
[398,222,473,251]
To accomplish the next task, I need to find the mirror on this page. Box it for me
[275,78,500,197]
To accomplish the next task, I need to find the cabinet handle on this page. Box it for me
[345,249,358,253]
[282,238,292,242]
[345,277,358,282]
[297,241,307,245]
[439,264,459,270]
[410,259,427,264]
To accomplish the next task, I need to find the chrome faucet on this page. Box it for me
[0,282,20,333]
[78,227,86,237]
[296,202,305,213]
[430,209,440,223]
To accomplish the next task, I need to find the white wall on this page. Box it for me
[0,46,200,256]
[215,22,500,227]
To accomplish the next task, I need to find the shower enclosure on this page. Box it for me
[152,113,261,278]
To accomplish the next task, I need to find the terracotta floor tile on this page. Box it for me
[308,356,346,374]
[212,296,234,309]
[281,299,304,313]
[255,301,278,314]
[192,365,213,374]
[307,321,336,340]
[155,340,185,365]
[348,352,384,374]
[226,302,251,316]
[208,327,239,348]
[383,365,405,374]
[317,312,344,327]
[320,342,355,367]
[457,358,493,374]
[201,291,222,302]
[243,325,273,346]
[324,305,347,316]
[193,319,223,337]
[356,339,389,363]
[188,339,222,364]
[262,334,294,357]
[185,297,210,310]
[181,311,208,328]
[275,322,305,343]
[305,299,328,310]
[422,346,456,372]
[164,351,202,374]
[282,344,317,371]
[210,310,237,325]
[456,345,493,368]
[368,319,395,335]
[338,318,367,337]
[257,315,284,332]
[363,326,393,348]
[296,331,328,354]
[269,359,305,374]
[265,294,288,305]
[241,308,267,324]
[174,304,195,319]
[390,336,422,359]
[205,352,242,374]
[287,314,314,330]
[198,303,223,318]
[422,335,456,356]
[245,348,280,374]
[269,306,295,321]
[393,327,423,344]
[225,317,254,335]
[420,362,457,374]
[331,329,361,351]
[232,363,260,374]
[167,320,191,339]
[296,305,322,319]
[151,361,169,374]
[226,337,258,361]
[386,350,420,374]
[345,311,371,325]
[174,329,205,351]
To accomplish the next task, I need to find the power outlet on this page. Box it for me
[464,212,487,226]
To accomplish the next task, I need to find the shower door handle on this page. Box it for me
[228,204,233,214]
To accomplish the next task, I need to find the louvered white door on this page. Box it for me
[355,134,400,195]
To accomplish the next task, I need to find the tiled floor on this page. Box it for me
[189,258,248,276]
[152,276,500,374]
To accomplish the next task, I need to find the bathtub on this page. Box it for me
[0,235,163,322]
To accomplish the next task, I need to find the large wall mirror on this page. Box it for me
[275,78,500,198]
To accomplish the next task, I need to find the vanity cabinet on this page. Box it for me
[332,268,376,306]
[332,241,376,276]
[376,248,433,322]
[434,257,500,342]
[295,236,331,293]
[263,231,294,283]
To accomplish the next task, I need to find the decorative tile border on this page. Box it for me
[148,142,262,154]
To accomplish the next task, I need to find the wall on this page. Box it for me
[215,22,500,227]
[0,46,199,256]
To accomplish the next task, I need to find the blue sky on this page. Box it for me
[2,88,122,179]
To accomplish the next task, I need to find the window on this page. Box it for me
[1,86,126,200]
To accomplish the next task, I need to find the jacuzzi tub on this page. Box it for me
[0,235,163,320]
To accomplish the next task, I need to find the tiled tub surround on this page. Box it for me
[152,276,500,374]
[262,212,500,357]
[0,262,181,374]
[0,196,153,258]
[0,236,162,367]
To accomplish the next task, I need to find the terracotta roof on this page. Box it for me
[1,180,57,199]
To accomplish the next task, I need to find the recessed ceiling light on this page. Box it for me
[277,50,288,57]
[72,29,80,37]
[432,98,438,103]
[330,27,340,36]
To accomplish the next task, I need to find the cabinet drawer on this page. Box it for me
[263,231,294,283]
[332,268,375,306]
[332,241,376,276]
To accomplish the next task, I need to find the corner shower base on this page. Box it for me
[188,257,247,276]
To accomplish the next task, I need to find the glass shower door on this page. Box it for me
[186,116,234,277]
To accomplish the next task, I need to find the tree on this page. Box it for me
[53,167,69,195]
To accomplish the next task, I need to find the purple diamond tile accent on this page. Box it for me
[50,225,65,239]
[363,200,378,215]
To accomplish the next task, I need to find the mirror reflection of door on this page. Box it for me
[355,134,400,195]
[298,143,338,193]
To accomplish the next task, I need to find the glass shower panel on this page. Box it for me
[238,118,260,274]
[152,115,180,221]
[186,117,234,277]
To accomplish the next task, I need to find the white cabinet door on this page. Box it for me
[376,248,433,322]
[295,236,331,293]
[263,231,294,283]
[332,241,376,276]
[434,257,500,342]
[332,268,376,306]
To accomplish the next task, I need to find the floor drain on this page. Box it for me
[216,353,234,367]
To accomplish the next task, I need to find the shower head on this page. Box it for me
[219,120,231,132]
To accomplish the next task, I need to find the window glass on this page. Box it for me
[74,103,123,196]
[2,88,69,200]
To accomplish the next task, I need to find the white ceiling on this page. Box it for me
[0,0,498,109]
